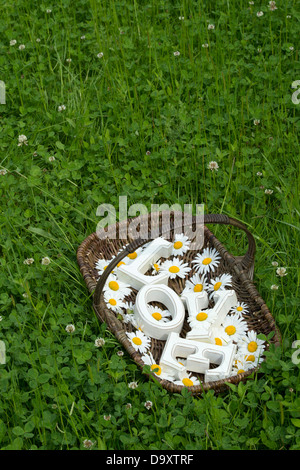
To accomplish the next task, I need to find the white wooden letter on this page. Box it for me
[117,238,173,290]
[160,332,237,382]
[134,284,185,340]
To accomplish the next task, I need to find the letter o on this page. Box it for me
[134,284,185,340]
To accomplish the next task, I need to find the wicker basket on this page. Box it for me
[77,212,281,395]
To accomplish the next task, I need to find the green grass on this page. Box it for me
[0,0,299,450]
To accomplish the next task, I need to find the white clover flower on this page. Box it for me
[58,105,66,112]
[256,171,263,176]
[178,16,184,20]
[202,43,209,48]
[81,35,86,40]
[41,256,51,265]
[144,401,153,410]
[83,439,95,449]
[36,38,41,43]
[66,58,72,63]
[128,381,138,389]
[19,44,26,50]
[271,284,279,290]
[0,169,7,176]
[23,257,34,265]
[65,324,75,333]
[207,24,215,30]
[97,52,104,58]
[271,261,278,267]
[49,156,55,162]
[268,1,277,11]
[256,11,264,17]
[253,119,260,125]
[276,267,287,277]
[10,39,17,46]
[208,161,219,171]
[103,414,111,421]
[95,337,105,347]
[173,51,180,56]
[18,135,28,146]
[46,9,52,13]
[265,189,273,195]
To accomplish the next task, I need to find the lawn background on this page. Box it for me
[0,0,299,450]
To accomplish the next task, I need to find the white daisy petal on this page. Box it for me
[126,330,151,354]
[192,247,221,274]
[172,233,191,256]
[160,257,191,279]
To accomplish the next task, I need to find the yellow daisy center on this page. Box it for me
[153,263,160,271]
[202,257,212,265]
[169,266,180,274]
[246,354,255,362]
[214,281,222,291]
[174,241,183,250]
[117,261,125,268]
[182,378,194,387]
[152,312,162,321]
[248,341,258,352]
[178,361,184,366]
[196,312,208,321]
[108,280,119,291]
[103,265,108,270]
[225,325,236,336]
[132,337,142,346]
[194,284,203,292]
[127,252,137,260]
[109,298,117,306]
[236,306,243,312]
[150,364,162,376]
[215,338,222,346]
[237,369,245,374]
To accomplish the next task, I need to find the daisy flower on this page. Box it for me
[141,352,175,380]
[126,330,151,354]
[230,357,253,376]
[147,305,171,323]
[188,308,217,330]
[104,290,125,313]
[103,273,132,297]
[171,233,190,256]
[95,258,111,276]
[243,351,264,367]
[230,302,249,317]
[207,273,232,298]
[151,261,161,275]
[160,257,191,279]
[182,273,208,294]
[210,326,232,346]
[192,247,221,274]
[238,330,265,358]
[221,314,248,342]
[174,371,200,387]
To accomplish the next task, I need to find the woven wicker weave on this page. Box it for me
[77,212,281,395]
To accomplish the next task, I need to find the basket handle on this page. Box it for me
[93,213,256,308]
